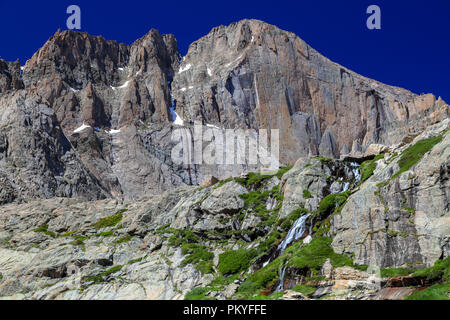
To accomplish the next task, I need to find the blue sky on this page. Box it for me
[1,0,449,101]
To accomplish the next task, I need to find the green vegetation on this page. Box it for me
[249,292,284,300]
[275,166,293,179]
[240,190,271,211]
[412,257,450,281]
[255,231,283,258]
[115,234,134,244]
[303,189,312,199]
[92,210,126,230]
[392,135,443,179]
[238,259,281,296]
[213,177,234,189]
[359,153,385,184]
[277,208,308,231]
[184,287,216,300]
[127,257,143,265]
[180,243,214,274]
[237,184,284,230]
[315,191,350,219]
[234,166,293,189]
[218,248,258,275]
[70,235,88,251]
[287,237,353,270]
[315,157,333,164]
[168,230,199,247]
[98,231,114,237]
[380,267,414,278]
[401,206,416,216]
[238,237,355,297]
[60,231,77,237]
[33,224,56,238]
[404,257,450,300]
[292,285,316,296]
[85,265,123,284]
[245,172,277,189]
[405,283,450,300]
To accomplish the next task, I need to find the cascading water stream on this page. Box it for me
[260,162,361,282]
[345,162,361,185]
[277,213,311,255]
[275,263,287,292]
[260,213,311,268]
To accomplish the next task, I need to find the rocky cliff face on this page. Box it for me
[1,20,448,203]
[173,20,448,164]
[0,19,449,300]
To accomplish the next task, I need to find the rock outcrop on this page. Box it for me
[330,120,450,268]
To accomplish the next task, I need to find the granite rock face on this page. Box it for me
[330,121,450,268]
[0,91,110,202]
[172,19,448,164]
[0,29,190,202]
[1,19,448,204]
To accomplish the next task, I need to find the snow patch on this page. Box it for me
[73,124,91,133]
[225,54,244,68]
[207,68,212,76]
[173,111,184,126]
[111,80,130,90]
[70,87,79,93]
[178,63,192,73]
[107,129,121,134]
[118,80,130,89]
[206,123,219,129]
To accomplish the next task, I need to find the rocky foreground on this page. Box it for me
[0,118,448,300]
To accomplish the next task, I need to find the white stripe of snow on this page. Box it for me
[118,80,130,88]
[207,68,212,76]
[73,124,91,133]
[111,80,130,90]
[173,112,184,126]
[107,129,121,134]
[178,63,192,73]
[225,54,244,68]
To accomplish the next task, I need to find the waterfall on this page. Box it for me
[277,213,311,254]
[350,162,361,184]
[341,182,350,192]
[275,264,287,292]
[340,162,361,192]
